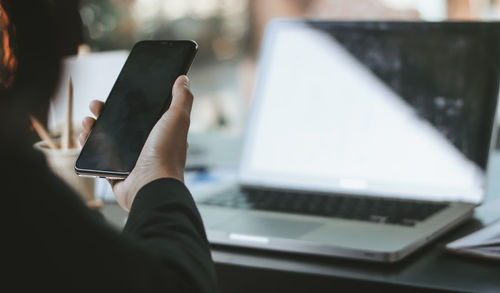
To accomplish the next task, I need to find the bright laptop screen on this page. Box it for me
[240,21,500,203]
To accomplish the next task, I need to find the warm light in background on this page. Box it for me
[0,2,18,88]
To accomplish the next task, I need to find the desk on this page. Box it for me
[101,151,500,293]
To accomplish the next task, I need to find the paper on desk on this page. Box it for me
[453,247,500,260]
[446,209,500,260]
[446,198,500,259]
[447,220,500,249]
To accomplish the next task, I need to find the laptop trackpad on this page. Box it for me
[215,215,322,239]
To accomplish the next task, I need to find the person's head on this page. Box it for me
[0,0,82,119]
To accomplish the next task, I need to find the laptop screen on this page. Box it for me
[239,20,500,203]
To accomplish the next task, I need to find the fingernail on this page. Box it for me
[183,75,190,89]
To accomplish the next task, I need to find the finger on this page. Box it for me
[82,116,96,132]
[107,178,120,189]
[89,100,105,117]
[78,132,88,145]
[108,179,129,211]
[169,75,193,114]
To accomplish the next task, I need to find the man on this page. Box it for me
[1,0,217,292]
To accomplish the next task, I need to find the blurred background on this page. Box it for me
[76,0,500,136]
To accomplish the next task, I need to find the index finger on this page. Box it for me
[89,100,105,117]
[169,75,193,115]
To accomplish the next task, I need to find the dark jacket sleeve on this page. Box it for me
[8,149,218,293]
[123,178,217,292]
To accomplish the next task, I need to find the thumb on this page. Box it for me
[169,75,193,115]
[151,75,192,141]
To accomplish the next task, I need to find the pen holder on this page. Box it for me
[34,141,95,202]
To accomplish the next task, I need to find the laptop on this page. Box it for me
[195,20,500,262]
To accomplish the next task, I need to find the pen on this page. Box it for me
[62,76,74,150]
[30,115,57,149]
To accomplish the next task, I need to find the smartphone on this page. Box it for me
[75,40,198,178]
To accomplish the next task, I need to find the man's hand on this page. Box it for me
[79,75,193,211]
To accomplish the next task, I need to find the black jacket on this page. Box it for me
[4,142,217,292]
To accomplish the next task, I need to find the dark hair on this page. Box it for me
[0,0,82,116]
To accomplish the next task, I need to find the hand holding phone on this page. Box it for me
[79,76,193,211]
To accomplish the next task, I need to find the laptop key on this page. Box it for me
[200,188,448,227]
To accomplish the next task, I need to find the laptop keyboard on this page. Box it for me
[200,188,448,227]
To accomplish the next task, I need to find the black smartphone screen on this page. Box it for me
[75,40,197,177]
